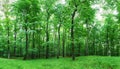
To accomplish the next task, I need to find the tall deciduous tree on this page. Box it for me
[2,0,11,59]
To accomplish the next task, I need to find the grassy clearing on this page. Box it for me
[0,56,120,69]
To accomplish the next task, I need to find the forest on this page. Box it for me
[0,0,120,69]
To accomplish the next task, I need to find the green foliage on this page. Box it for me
[0,0,120,60]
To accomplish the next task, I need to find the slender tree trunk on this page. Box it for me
[46,10,50,59]
[85,19,89,56]
[71,7,77,60]
[14,22,17,57]
[92,36,95,55]
[32,23,35,59]
[78,43,81,56]
[7,25,10,59]
[19,46,22,57]
[111,29,115,56]
[106,27,109,56]
[116,46,119,56]
[38,33,41,58]
[24,18,28,60]
[46,23,49,59]
[57,23,61,59]
[6,14,10,59]
[62,29,65,57]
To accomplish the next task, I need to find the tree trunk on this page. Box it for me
[32,24,35,59]
[14,21,17,57]
[78,43,81,56]
[19,46,22,57]
[7,18,10,59]
[106,27,109,56]
[85,19,89,56]
[57,23,61,59]
[62,29,65,57]
[24,18,29,60]
[46,10,50,59]
[71,7,77,60]
[38,34,41,58]
[111,29,115,56]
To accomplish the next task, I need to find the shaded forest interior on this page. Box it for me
[0,0,120,60]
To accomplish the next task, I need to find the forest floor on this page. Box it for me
[0,56,120,69]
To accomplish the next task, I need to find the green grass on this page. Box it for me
[0,56,120,69]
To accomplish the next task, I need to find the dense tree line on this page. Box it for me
[0,0,120,60]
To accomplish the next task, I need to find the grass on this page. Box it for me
[0,56,120,69]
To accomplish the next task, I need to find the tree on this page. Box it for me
[2,0,11,59]
[71,1,78,60]
[13,0,40,59]
[42,0,56,59]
